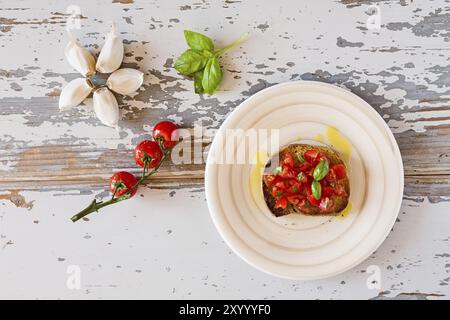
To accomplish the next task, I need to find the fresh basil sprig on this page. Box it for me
[174,30,249,95]
[313,159,329,181]
[311,180,322,200]
[311,159,329,200]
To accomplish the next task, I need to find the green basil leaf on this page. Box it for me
[202,57,223,95]
[297,172,304,182]
[194,70,205,94]
[174,49,208,76]
[202,50,214,58]
[311,180,321,200]
[184,30,214,51]
[313,159,329,181]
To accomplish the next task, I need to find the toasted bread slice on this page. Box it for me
[263,144,350,217]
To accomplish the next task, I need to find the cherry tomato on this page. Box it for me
[152,121,179,149]
[134,140,163,169]
[110,171,138,198]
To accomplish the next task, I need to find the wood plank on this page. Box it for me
[0,0,449,199]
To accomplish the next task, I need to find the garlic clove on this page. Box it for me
[59,78,93,111]
[93,87,120,128]
[96,22,124,74]
[65,31,96,77]
[106,68,144,95]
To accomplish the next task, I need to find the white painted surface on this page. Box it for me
[1,0,449,299]
[1,189,449,299]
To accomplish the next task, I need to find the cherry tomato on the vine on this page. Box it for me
[110,171,138,198]
[152,120,179,149]
[134,140,163,169]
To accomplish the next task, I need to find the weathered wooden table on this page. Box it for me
[0,0,449,299]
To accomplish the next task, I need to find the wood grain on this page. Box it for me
[0,0,449,199]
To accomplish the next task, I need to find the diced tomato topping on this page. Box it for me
[275,197,287,209]
[274,181,286,189]
[287,194,304,205]
[326,168,337,182]
[303,149,319,163]
[296,162,312,172]
[281,166,296,179]
[305,184,320,207]
[271,186,282,198]
[262,149,348,213]
[287,181,301,194]
[331,164,346,180]
[335,182,348,197]
[281,153,294,167]
[263,174,276,187]
[307,195,320,207]
[322,186,335,197]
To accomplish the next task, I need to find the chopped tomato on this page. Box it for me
[274,181,286,189]
[263,174,276,187]
[287,181,301,194]
[326,168,337,182]
[307,195,320,207]
[281,153,294,167]
[281,166,296,179]
[287,194,304,205]
[303,149,319,163]
[275,197,288,209]
[335,182,348,197]
[322,186,336,197]
[306,185,320,206]
[331,164,347,180]
[296,162,312,171]
[271,186,283,198]
[262,149,348,213]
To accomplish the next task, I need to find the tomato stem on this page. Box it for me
[70,148,171,222]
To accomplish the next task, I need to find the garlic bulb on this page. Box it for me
[93,87,120,128]
[96,22,124,73]
[65,31,96,77]
[59,78,93,111]
[106,68,144,95]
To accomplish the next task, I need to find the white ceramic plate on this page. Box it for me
[205,81,404,280]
